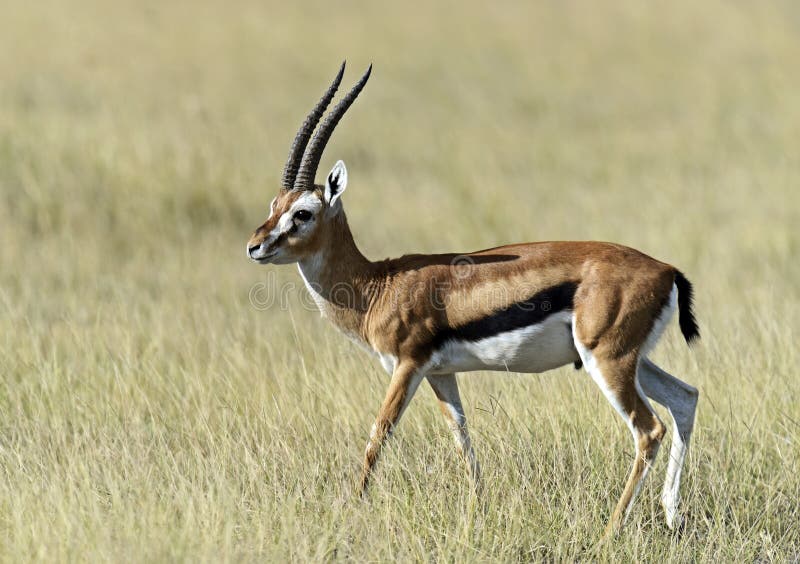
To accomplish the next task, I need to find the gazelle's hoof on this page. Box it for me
[594,531,612,552]
[596,519,621,548]
[662,498,685,532]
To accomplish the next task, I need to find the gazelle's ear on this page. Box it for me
[324,160,348,206]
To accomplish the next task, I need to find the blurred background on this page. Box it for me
[1,1,798,560]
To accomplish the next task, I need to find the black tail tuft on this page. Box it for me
[674,270,700,345]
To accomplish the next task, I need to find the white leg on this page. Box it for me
[427,374,481,489]
[638,358,699,529]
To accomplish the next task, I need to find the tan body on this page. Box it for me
[246,63,700,537]
[323,238,674,364]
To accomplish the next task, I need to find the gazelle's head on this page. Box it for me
[247,62,371,265]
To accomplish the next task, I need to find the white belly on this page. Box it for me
[427,311,579,375]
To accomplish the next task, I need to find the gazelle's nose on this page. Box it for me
[248,243,262,257]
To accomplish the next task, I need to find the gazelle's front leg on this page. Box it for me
[427,373,481,491]
[358,361,425,495]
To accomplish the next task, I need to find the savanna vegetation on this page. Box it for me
[1,1,798,560]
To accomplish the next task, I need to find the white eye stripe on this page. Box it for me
[265,192,322,241]
[277,212,293,233]
[288,192,323,216]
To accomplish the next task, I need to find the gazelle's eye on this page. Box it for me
[293,209,313,222]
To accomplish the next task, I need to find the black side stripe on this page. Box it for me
[433,281,578,346]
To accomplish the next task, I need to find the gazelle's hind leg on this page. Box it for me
[638,358,699,530]
[427,373,481,491]
[574,344,666,536]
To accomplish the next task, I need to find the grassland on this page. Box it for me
[1,1,799,561]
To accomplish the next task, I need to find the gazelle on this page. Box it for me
[247,62,700,535]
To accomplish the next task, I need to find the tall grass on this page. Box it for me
[1,0,798,560]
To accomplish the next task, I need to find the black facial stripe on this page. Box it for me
[270,230,289,249]
[432,281,578,346]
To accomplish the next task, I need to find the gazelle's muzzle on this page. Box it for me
[248,241,274,262]
[247,228,275,262]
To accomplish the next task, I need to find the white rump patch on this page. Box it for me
[641,284,678,357]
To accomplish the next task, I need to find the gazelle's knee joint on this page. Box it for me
[638,418,666,460]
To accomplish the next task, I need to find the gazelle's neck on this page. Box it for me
[297,210,377,338]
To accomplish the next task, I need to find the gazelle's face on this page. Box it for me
[246,190,324,264]
[247,161,348,265]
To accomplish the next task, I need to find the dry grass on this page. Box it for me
[1,0,799,561]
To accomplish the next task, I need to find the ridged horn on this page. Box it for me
[293,64,372,191]
[280,62,346,191]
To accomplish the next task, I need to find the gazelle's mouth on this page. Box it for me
[254,251,277,264]
[248,244,278,263]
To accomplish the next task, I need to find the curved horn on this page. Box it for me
[293,64,372,191]
[280,62,346,191]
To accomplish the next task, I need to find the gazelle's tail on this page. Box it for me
[674,271,699,345]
